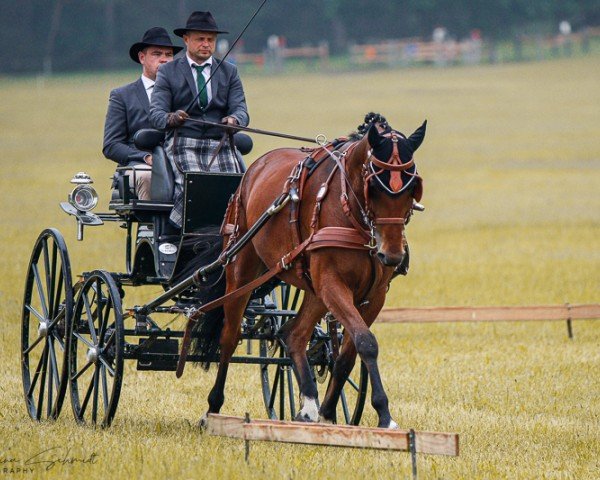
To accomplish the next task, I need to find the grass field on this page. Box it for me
[0,56,599,479]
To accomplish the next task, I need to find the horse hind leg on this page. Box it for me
[279,290,327,422]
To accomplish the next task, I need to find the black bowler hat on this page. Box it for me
[129,27,183,63]
[174,11,229,37]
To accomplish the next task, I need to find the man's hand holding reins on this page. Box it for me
[167,110,190,128]
[221,116,238,133]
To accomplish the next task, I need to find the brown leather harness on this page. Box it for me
[176,134,421,377]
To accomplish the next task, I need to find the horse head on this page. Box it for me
[360,120,426,266]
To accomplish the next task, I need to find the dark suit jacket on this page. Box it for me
[150,56,249,139]
[102,78,152,166]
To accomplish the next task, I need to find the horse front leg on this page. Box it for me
[318,279,396,428]
[280,290,327,422]
[319,292,387,425]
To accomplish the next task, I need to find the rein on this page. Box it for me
[184,117,319,144]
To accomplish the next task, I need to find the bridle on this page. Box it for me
[362,131,421,230]
[322,131,421,250]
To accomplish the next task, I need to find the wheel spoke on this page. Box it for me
[42,238,53,317]
[46,348,54,418]
[27,342,48,397]
[35,344,49,420]
[52,269,64,321]
[52,329,65,352]
[346,377,360,392]
[286,366,296,418]
[92,367,100,424]
[48,240,58,318]
[290,288,301,310]
[48,338,61,391]
[32,264,49,319]
[71,360,93,382]
[95,279,104,341]
[23,334,44,356]
[98,295,112,348]
[103,331,115,351]
[340,390,350,424]
[99,355,115,377]
[25,304,45,324]
[282,285,290,308]
[73,332,95,350]
[79,373,95,418]
[279,345,286,419]
[279,366,285,419]
[268,365,281,410]
[81,292,98,344]
[101,365,109,411]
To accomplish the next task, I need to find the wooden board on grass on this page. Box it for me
[207,414,459,456]
[378,304,600,323]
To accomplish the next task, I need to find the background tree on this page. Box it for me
[0,0,597,73]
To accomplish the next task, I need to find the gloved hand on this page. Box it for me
[167,110,189,128]
[221,116,238,133]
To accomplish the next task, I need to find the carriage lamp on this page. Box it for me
[68,172,98,212]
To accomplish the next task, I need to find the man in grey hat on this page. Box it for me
[103,27,183,200]
[149,11,249,227]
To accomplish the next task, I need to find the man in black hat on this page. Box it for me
[103,27,182,200]
[149,11,249,227]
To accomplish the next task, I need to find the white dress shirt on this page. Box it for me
[141,75,155,102]
[186,53,213,104]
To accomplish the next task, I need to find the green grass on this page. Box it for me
[1,56,599,479]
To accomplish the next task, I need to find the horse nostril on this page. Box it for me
[377,251,404,267]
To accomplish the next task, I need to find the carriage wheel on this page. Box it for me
[258,283,368,425]
[68,270,124,427]
[21,229,73,420]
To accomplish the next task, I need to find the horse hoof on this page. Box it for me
[318,416,334,425]
[294,412,316,423]
[198,414,209,430]
[388,420,399,430]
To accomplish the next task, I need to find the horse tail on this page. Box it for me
[169,226,226,371]
[190,304,224,371]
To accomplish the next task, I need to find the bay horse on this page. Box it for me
[201,114,426,428]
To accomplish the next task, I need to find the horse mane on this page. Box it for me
[348,112,392,141]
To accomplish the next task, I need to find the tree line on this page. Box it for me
[0,0,597,74]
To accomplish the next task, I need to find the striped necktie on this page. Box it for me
[193,64,209,109]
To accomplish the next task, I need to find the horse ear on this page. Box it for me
[407,120,427,152]
[367,124,383,148]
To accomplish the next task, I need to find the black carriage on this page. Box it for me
[21,131,368,427]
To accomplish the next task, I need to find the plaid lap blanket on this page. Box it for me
[166,135,241,227]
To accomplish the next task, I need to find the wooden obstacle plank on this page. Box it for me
[207,414,459,456]
[377,304,600,324]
